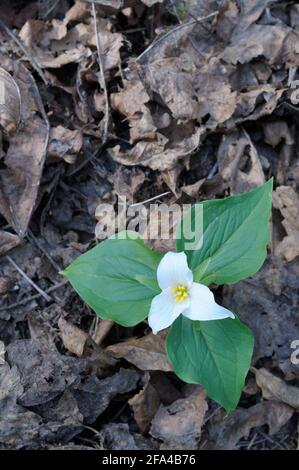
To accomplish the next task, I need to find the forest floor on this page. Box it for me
[0,0,299,450]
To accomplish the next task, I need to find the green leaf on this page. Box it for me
[62,231,162,327]
[166,316,254,412]
[176,179,273,285]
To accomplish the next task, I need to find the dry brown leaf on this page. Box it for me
[221,24,289,65]
[272,186,299,262]
[74,368,139,424]
[150,386,208,449]
[107,332,172,372]
[58,317,88,357]
[182,179,205,197]
[64,1,90,24]
[110,81,150,119]
[253,367,299,409]
[129,372,160,433]
[110,127,203,172]
[207,401,294,450]
[263,121,295,147]
[109,3,288,172]
[0,67,21,134]
[0,59,48,237]
[48,126,83,164]
[19,17,123,71]
[0,230,21,256]
[217,130,265,193]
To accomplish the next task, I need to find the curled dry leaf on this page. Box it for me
[253,367,299,410]
[0,66,21,134]
[48,126,83,164]
[273,186,299,262]
[207,401,294,450]
[107,332,172,372]
[58,317,117,376]
[58,317,88,357]
[0,59,49,238]
[18,16,123,72]
[129,372,161,433]
[150,386,208,450]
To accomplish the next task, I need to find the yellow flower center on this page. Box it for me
[172,285,188,303]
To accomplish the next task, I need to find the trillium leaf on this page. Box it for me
[176,179,273,285]
[62,231,162,327]
[166,316,254,412]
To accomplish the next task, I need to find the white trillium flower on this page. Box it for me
[148,252,235,335]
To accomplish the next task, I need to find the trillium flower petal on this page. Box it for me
[157,252,193,290]
[183,282,235,321]
[148,288,190,335]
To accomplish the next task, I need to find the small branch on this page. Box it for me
[136,11,218,63]
[27,229,62,272]
[6,255,51,302]
[91,2,110,144]
[0,280,68,313]
[129,191,171,207]
[0,19,50,86]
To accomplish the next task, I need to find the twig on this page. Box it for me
[0,19,50,86]
[27,229,62,272]
[0,280,67,313]
[91,2,110,144]
[257,430,287,450]
[136,11,218,63]
[129,191,171,207]
[38,0,61,19]
[40,164,63,237]
[6,255,52,302]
